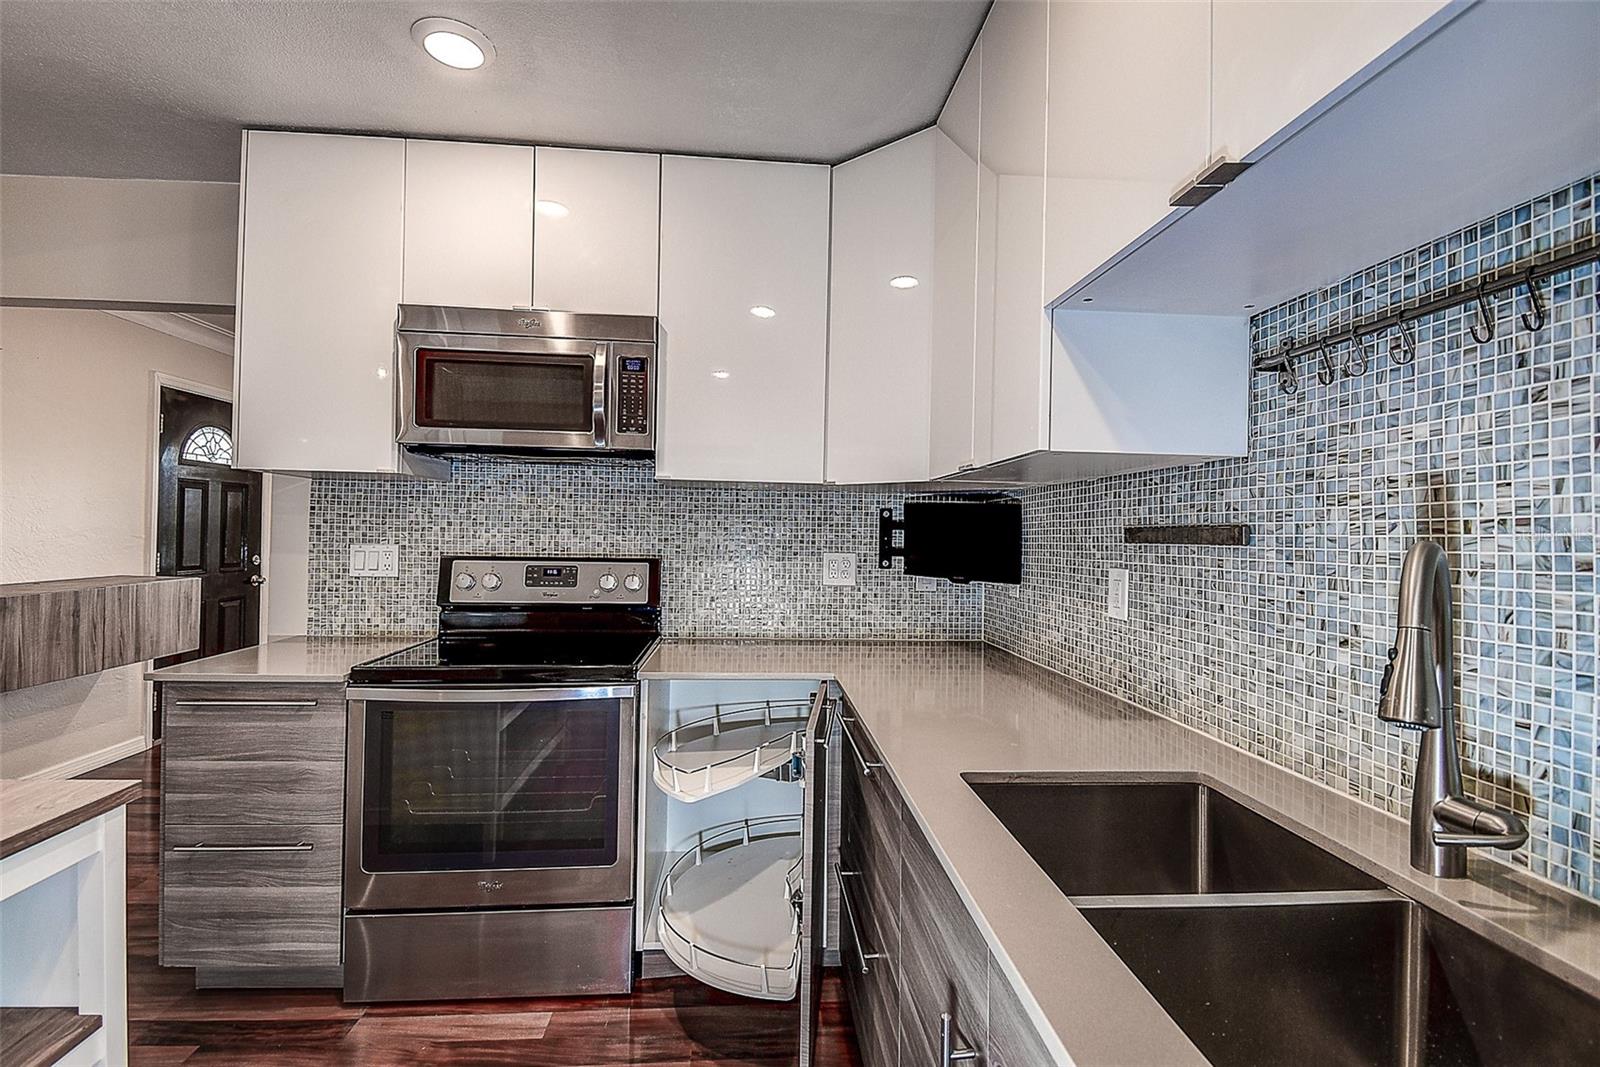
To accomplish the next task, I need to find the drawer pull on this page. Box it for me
[833,863,885,976]
[940,1012,979,1065]
[840,718,884,778]
[171,842,315,853]
[172,700,318,708]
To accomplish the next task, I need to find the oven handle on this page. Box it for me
[346,685,637,703]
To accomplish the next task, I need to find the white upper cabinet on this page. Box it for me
[1209,0,1451,163]
[656,155,831,483]
[533,147,660,316]
[826,130,935,485]
[401,139,534,308]
[1042,0,1210,304]
[978,0,1049,466]
[927,43,982,480]
[235,131,437,475]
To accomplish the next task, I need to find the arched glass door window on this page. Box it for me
[180,424,233,466]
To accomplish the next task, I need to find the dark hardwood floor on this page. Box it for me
[81,748,863,1066]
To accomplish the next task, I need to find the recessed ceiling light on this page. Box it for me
[749,305,776,319]
[536,200,569,218]
[411,17,494,70]
[1082,297,1094,303]
[711,370,731,379]
[889,275,920,289]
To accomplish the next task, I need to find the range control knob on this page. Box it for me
[482,572,503,591]
[598,572,619,591]
[455,572,476,591]
[623,573,644,592]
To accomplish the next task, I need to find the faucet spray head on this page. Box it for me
[1378,626,1444,729]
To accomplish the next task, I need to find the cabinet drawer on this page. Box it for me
[840,866,899,1067]
[898,811,988,1067]
[160,822,342,969]
[840,729,901,959]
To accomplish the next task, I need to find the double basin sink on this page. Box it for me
[969,779,1600,1067]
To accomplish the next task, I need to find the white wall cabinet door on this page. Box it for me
[826,130,934,485]
[656,156,830,483]
[235,131,413,474]
[401,139,534,308]
[1210,1,1450,164]
[1042,0,1210,305]
[927,44,982,479]
[533,147,660,316]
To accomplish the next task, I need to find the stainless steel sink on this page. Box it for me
[1080,897,1600,1067]
[967,779,1383,896]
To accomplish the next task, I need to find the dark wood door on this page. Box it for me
[155,388,263,666]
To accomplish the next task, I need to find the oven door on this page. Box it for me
[397,333,609,451]
[345,686,636,911]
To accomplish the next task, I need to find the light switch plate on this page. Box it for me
[822,553,856,586]
[350,543,400,577]
[1108,568,1130,620]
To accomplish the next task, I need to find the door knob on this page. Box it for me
[249,574,266,587]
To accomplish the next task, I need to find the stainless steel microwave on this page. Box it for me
[396,305,656,455]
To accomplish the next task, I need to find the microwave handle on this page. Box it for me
[592,343,609,447]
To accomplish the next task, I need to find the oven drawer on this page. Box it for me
[160,822,343,969]
[162,683,345,825]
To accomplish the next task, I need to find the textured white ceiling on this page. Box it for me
[0,0,990,182]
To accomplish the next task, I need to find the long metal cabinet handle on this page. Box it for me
[840,718,884,778]
[171,700,318,708]
[171,842,314,852]
[832,863,885,976]
[940,1012,979,1065]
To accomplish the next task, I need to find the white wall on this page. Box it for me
[0,307,233,778]
[266,474,311,636]
[0,175,239,308]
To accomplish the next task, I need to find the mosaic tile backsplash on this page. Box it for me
[307,459,982,639]
[986,174,1599,899]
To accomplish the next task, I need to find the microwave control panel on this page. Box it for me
[616,355,651,436]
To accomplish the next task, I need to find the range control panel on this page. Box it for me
[442,557,655,607]
[615,355,651,437]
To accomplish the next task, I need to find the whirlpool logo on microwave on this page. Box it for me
[477,878,506,893]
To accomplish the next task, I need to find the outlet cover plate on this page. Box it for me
[823,553,856,586]
[1108,568,1130,620]
[351,543,399,577]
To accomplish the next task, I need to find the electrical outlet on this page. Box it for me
[350,543,400,577]
[915,576,940,592]
[1107,568,1130,620]
[822,553,856,586]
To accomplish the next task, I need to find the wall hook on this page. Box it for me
[1316,341,1337,386]
[1469,281,1496,344]
[1518,270,1547,332]
[1390,319,1418,365]
[1343,327,1370,378]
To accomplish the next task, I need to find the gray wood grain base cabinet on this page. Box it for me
[158,682,346,987]
[837,705,1057,1067]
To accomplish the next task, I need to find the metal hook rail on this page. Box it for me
[1253,241,1600,393]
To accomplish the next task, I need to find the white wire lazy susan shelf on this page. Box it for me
[656,815,803,1001]
[652,699,812,803]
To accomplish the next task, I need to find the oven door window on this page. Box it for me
[417,350,595,432]
[362,695,622,872]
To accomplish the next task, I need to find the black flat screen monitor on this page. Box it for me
[902,497,1021,585]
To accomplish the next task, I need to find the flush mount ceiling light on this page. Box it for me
[749,305,777,319]
[536,200,569,218]
[411,17,494,70]
[889,275,920,289]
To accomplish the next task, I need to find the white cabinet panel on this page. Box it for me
[1042,0,1210,303]
[826,130,935,485]
[533,147,660,316]
[235,131,412,474]
[1211,1,1450,163]
[979,0,1049,465]
[401,139,533,308]
[928,45,982,479]
[656,156,830,483]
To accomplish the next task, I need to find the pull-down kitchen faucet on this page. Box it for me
[1378,540,1527,878]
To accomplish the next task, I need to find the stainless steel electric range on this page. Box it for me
[342,555,659,1002]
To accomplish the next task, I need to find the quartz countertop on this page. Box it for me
[0,778,141,859]
[145,635,425,684]
[640,639,1600,1066]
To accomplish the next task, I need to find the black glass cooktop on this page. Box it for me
[349,631,659,686]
